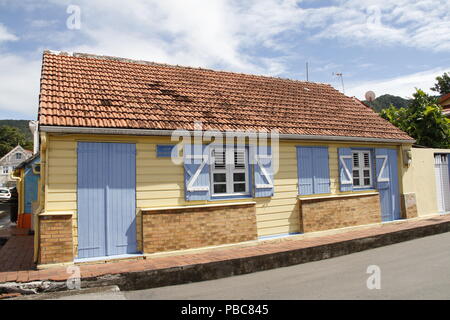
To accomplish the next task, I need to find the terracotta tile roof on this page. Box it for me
[38,51,414,142]
[439,92,450,104]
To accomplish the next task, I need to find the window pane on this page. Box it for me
[363,153,370,167]
[234,149,245,169]
[213,173,226,183]
[352,153,359,167]
[233,183,246,193]
[363,170,370,178]
[233,172,245,182]
[364,178,371,186]
[353,170,359,178]
[213,149,226,169]
[213,184,227,194]
[353,178,360,186]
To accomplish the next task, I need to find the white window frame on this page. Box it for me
[15,153,22,160]
[2,166,9,174]
[352,150,373,189]
[210,145,249,197]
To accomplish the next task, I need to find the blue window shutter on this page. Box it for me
[338,148,353,192]
[253,145,274,197]
[184,144,210,201]
[312,147,330,194]
[297,147,314,195]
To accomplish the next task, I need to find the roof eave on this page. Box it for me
[39,125,416,145]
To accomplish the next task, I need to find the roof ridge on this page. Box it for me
[43,50,332,88]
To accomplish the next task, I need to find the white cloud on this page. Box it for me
[346,67,450,100]
[0,54,41,117]
[61,0,303,75]
[29,19,58,28]
[0,23,18,42]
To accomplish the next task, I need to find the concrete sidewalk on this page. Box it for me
[1,214,450,296]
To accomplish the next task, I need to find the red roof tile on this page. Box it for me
[38,51,414,142]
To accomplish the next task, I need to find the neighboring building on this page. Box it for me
[12,153,40,229]
[404,147,450,216]
[439,93,450,117]
[35,51,417,266]
[0,145,33,187]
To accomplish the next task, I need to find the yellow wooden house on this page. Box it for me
[34,51,418,266]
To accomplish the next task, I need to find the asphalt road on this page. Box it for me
[55,231,450,300]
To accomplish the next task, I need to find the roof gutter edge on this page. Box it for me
[39,126,416,144]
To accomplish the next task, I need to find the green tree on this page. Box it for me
[380,89,450,148]
[431,72,450,96]
[0,125,33,158]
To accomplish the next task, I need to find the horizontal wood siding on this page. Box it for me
[45,133,402,250]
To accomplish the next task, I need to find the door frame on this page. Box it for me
[435,153,450,213]
[76,141,139,260]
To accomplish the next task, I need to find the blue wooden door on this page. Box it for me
[77,142,137,259]
[376,149,400,222]
[24,168,39,213]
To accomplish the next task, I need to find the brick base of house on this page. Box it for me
[300,194,382,233]
[38,215,73,265]
[142,203,257,254]
[401,193,418,219]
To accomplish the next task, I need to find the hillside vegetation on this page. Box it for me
[363,94,411,113]
[0,120,33,158]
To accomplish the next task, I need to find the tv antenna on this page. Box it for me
[333,72,345,94]
[306,62,309,81]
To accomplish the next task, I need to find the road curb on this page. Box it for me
[82,219,450,291]
[7,285,120,300]
[3,218,450,295]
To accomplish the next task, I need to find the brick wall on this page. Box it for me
[300,194,381,233]
[401,193,418,219]
[38,215,73,264]
[142,203,257,254]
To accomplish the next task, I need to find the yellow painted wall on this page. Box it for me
[44,133,405,250]
[401,147,450,216]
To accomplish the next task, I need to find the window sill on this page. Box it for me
[298,191,379,201]
[353,187,376,191]
[38,210,74,216]
[209,193,253,201]
[141,201,257,212]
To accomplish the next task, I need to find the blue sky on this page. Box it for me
[0,0,449,120]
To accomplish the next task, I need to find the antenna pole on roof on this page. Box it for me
[306,62,309,81]
[333,72,345,94]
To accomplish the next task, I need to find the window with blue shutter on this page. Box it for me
[297,146,330,195]
[210,145,250,197]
